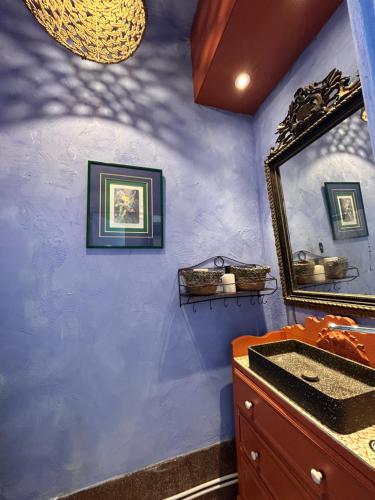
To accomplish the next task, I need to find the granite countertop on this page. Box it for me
[235,355,375,470]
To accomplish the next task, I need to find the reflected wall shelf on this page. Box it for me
[297,266,359,292]
[292,251,360,293]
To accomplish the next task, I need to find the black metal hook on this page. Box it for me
[333,282,341,292]
[236,296,241,307]
[214,256,225,268]
[193,303,197,313]
[209,300,213,311]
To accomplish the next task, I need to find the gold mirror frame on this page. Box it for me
[265,68,375,316]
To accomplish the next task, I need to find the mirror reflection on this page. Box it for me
[280,108,375,295]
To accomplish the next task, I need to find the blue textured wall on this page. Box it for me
[0,2,266,499]
[253,2,361,327]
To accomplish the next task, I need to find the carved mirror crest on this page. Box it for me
[265,68,375,315]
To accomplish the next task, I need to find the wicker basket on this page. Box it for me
[323,257,348,280]
[181,269,223,296]
[228,265,271,291]
[293,260,315,285]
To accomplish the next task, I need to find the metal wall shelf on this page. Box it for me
[178,256,278,311]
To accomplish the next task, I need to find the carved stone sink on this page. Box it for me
[248,340,375,434]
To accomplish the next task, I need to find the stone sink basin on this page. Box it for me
[248,340,375,434]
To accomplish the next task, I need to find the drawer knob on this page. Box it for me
[250,451,259,461]
[244,400,253,410]
[310,468,324,485]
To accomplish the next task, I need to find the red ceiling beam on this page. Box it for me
[191,0,343,115]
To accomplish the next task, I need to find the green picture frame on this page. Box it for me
[86,161,163,248]
[324,182,368,240]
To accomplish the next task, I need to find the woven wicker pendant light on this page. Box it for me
[24,0,147,64]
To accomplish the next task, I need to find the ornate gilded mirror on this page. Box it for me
[266,69,375,315]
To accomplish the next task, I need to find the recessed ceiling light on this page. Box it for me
[235,72,251,90]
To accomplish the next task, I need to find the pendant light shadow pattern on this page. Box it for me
[23,0,147,64]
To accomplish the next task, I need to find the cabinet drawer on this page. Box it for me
[234,369,262,420]
[240,415,313,500]
[238,448,271,500]
[234,370,375,499]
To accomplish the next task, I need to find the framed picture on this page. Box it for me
[87,161,163,248]
[324,182,368,240]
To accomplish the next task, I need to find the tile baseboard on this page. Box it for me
[57,440,237,500]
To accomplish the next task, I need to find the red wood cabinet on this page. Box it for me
[232,315,375,500]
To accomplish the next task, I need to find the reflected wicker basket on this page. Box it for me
[181,269,224,296]
[229,265,271,291]
[323,257,348,280]
[293,260,315,285]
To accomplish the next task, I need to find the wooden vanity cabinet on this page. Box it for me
[232,316,375,500]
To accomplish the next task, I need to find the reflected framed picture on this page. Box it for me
[86,161,163,248]
[324,182,368,240]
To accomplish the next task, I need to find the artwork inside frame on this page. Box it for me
[324,182,368,240]
[86,161,163,248]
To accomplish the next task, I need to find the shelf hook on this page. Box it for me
[210,300,213,311]
[236,296,241,307]
[224,298,228,308]
[193,303,197,313]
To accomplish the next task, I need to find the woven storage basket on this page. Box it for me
[293,260,315,285]
[181,269,223,296]
[228,265,270,291]
[323,257,348,280]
